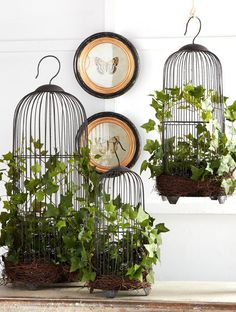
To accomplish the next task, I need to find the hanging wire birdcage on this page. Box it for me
[159,17,225,204]
[6,55,88,283]
[90,166,152,298]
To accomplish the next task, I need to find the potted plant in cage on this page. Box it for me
[87,194,169,297]
[0,139,96,287]
[141,85,236,204]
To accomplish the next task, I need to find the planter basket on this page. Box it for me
[4,261,61,287]
[156,174,226,204]
[88,275,151,298]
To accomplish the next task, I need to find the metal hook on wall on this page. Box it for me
[35,55,61,84]
[184,16,202,44]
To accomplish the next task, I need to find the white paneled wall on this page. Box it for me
[0,0,106,155]
[1,0,236,281]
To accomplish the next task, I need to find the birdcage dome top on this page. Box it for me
[178,43,209,52]
[101,166,129,175]
[35,84,64,93]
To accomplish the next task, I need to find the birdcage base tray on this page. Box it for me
[156,175,226,204]
[4,261,62,288]
[88,275,151,298]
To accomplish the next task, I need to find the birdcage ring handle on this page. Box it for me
[35,55,61,84]
[184,16,202,44]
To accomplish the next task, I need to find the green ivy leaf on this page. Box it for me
[36,190,45,202]
[164,137,175,156]
[122,203,137,220]
[225,101,236,122]
[155,90,169,102]
[105,202,116,213]
[126,264,141,278]
[150,98,162,111]
[0,211,10,224]
[144,139,160,154]
[137,206,149,223]
[45,181,59,195]
[56,220,66,231]
[44,203,59,217]
[140,160,148,174]
[191,166,205,181]
[144,243,157,258]
[31,162,42,174]
[63,235,77,249]
[221,178,235,195]
[81,270,96,282]
[103,193,110,203]
[188,85,205,99]
[11,192,27,205]
[202,111,212,122]
[146,270,155,284]
[218,155,236,176]
[5,182,13,196]
[70,256,80,272]
[60,193,73,209]
[24,178,40,192]
[205,163,213,174]
[156,223,169,234]
[31,139,44,150]
[141,119,156,132]
[113,195,122,209]
[3,152,13,161]
[3,201,11,210]
[57,161,66,172]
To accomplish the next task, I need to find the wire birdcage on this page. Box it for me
[90,166,151,297]
[160,17,225,204]
[11,55,88,265]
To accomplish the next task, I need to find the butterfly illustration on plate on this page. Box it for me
[95,57,119,75]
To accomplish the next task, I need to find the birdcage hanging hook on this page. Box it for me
[35,55,61,84]
[184,16,202,44]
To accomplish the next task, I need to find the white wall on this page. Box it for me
[1,0,236,281]
[0,0,106,155]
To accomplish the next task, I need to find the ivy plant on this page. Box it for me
[141,85,236,194]
[0,139,98,282]
[92,194,169,283]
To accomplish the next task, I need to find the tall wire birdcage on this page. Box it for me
[160,17,225,203]
[12,55,88,264]
[91,166,150,297]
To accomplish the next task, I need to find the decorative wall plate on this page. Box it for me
[87,112,140,172]
[73,32,139,98]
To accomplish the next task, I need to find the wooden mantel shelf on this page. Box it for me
[1,282,236,311]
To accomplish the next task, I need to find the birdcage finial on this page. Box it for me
[184,16,202,44]
[35,55,61,84]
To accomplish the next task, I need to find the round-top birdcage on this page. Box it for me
[90,166,152,298]
[159,17,225,204]
[7,55,88,282]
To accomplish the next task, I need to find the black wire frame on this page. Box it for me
[162,42,225,175]
[12,85,88,263]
